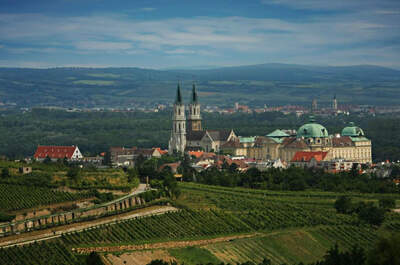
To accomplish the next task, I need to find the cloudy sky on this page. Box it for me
[0,0,399,69]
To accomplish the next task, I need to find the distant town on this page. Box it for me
[4,97,400,117]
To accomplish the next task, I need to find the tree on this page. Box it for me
[127,168,139,183]
[103,151,111,166]
[1,167,10,179]
[379,198,396,210]
[86,251,105,265]
[358,203,386,226]
[67,167,80,181]
[368,234,400,265]
[334,196,353,214]
[163,174,181,199]
[43,155,52,164]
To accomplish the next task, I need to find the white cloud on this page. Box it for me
[140,7,156,12]
[0,10,399,67]
[75,41,133,51]
[263,0,400,11]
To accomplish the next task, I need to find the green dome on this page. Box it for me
[297,121,329,138]
[341,123,364,137]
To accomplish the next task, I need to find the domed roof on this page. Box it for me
[341,122,364,137]
[297,117,329,138]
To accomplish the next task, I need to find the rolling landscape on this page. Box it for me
[0,64,400,108]
[1,0,400,264]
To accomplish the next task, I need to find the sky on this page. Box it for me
[0,0,399,69]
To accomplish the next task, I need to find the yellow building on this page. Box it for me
[221,119,372,164]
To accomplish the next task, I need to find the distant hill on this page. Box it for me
[0,64,399,107]
[173,63,400,82]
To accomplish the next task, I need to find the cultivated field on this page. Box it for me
[1,182,399,264]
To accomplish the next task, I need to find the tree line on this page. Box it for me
[0,109,399,161]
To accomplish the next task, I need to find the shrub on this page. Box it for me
[334,196,353,214]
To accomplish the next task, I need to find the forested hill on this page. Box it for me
[0,64,399,107]
[172,63,400,82]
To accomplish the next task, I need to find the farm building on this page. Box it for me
[33,145,83,161]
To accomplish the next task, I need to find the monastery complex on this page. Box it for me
[168,85,372,165]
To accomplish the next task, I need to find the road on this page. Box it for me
[0,205,178,248]
[105,183,149,205]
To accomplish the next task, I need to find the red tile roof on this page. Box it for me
[34,146,77,159]
[291,151,328,162]
[188,151,205,158]
[154,148,168,155]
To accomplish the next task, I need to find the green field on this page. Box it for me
[1,182,400,264]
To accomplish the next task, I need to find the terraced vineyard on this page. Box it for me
[61,210,251,246]
[0,242,82,265]
[0,184,92,211]
[204,225,377,265]
[1,182,400,265]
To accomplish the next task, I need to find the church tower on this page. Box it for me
[168,84,186,154]
[311,98,318,113]
[332,94,338,111]
[187,83,202,132]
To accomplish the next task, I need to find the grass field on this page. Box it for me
[168,247,220,265]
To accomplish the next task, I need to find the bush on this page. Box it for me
[358,203,386,226]
[1,168,10,179]
[379,198,396,210]
[86,251,105,265]
[368,234,400,265]
[334,196,353,214]
[0,212,15,222]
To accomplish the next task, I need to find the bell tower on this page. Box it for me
[168,84,186,154]
[188,83,202,132]
[332,94,338,111]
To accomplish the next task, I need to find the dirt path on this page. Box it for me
[0,205,178,248]
[104,250,176,265]
[73,233,259,254]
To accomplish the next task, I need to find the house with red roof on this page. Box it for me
[34,145,83,161]
[291,151,328,168]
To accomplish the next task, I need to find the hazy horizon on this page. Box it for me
[0,0,399,69]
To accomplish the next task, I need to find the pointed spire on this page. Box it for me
[191,82,198,103]
[334,94,337,100]
[175,83,182,104]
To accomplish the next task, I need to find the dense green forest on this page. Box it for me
[0,109,399,161]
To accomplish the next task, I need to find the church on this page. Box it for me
[168,84,237,154]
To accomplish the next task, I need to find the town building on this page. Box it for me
[169,84,237,154]
[33,145,83,161]
[109,146,162,167]
[221,118,372,165]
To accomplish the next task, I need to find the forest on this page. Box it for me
[0,109,399,162]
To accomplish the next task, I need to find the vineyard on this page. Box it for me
[0,242,83,265]
[0,184,92,211]
[204,225,377,265]
[61,209,251,246]
[1,182,400,264]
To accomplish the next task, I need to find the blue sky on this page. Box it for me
[0,0,399,69]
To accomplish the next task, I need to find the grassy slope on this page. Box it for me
[168,247,220,265]
[204,226,377,265]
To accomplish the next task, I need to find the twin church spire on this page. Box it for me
[169,83,202,154]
